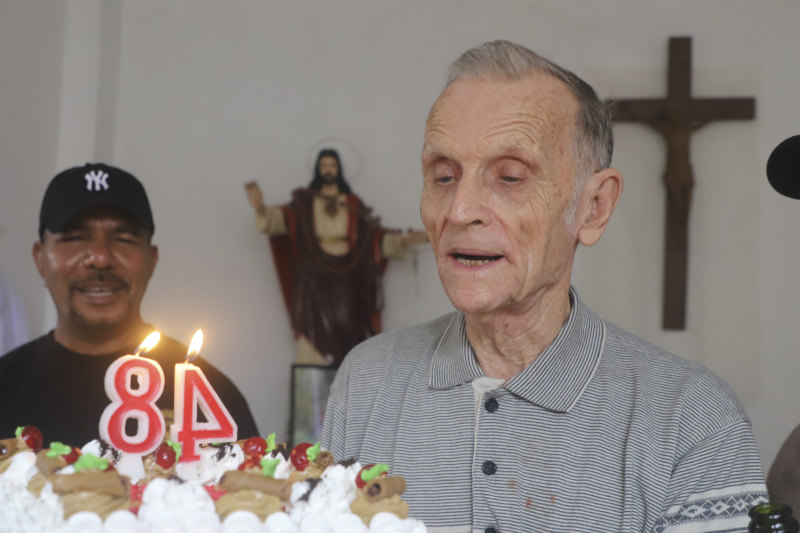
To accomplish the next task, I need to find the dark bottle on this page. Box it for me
[749,502,799,532]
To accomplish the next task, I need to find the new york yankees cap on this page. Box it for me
[38,163,155,239]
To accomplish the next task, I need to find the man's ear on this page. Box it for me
[575,168,623,247]
[32,240,45,279]
[147,244,159,279]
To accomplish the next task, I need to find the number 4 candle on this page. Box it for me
[170,330,237,462]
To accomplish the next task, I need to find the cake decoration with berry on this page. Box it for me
[0,425,428,532]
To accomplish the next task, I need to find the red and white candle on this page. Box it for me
[99,332,165,479]
[170,330,237,462]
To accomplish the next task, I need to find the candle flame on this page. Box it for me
[134,332,161,356]
[186,329,203,363]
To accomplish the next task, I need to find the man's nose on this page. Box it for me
[448,173,487,226]
[83,236,115,269]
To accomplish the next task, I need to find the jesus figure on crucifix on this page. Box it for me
[610,36,755,329]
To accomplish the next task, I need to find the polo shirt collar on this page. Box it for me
[428,286,605,413]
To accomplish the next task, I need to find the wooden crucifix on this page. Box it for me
[609,36,755,330]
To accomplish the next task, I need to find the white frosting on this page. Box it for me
[290,480,312,505]
[368,513,428,533]
[139,512,183,533]
[302,465,359,520]
[138,477,219,529]
[103,510,148,533]
[114,453,146,482]
[271,453,294,480]
[222,510,268,532]
[298,514,334,533]
[56,464,76,475]
[0,465,63,533]
[264,512,300,533]
[329,513,369,533]
[58,511,104,533]
[174,443,244,485]
[79,440,151,483]
[3,450,38,483]
[184,508,224,533]
[81,440,120,465]
[55,510,148,533]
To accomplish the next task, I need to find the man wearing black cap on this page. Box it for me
[0,163,259,445]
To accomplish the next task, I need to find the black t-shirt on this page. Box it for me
[0,330,259,446]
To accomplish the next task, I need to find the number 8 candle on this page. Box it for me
[171,330,237,462]
[99,332,165,480]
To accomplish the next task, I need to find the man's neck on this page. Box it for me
[464,286,572,381]
[53,319,149,356]
[319,184,341,198]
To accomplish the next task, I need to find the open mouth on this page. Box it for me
[452,253,503,267]
[76,285,122,297]
[71,274,129,297]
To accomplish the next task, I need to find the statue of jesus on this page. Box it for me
[245,148,426,366]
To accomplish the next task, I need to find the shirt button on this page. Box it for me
[485,398,499,412]
[485,528,499,533]
[482,461,497,475]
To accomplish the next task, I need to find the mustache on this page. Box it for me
[70,272,130,291]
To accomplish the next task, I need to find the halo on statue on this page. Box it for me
[308,137,362,183]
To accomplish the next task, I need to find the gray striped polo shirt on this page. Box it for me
[321,288,767,532]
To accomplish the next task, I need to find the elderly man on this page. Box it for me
[320,41,766,532]
[0,163,259,445]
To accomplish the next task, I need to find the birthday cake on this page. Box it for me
[0,425,427,532]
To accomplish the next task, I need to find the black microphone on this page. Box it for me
[767,135,800,199]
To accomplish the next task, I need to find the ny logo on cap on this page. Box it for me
[85,170,109,191]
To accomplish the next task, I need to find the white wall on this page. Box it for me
[2,0,799,470]
[0,1,65,337]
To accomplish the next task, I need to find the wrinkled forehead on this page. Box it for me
[423,74,578,156]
